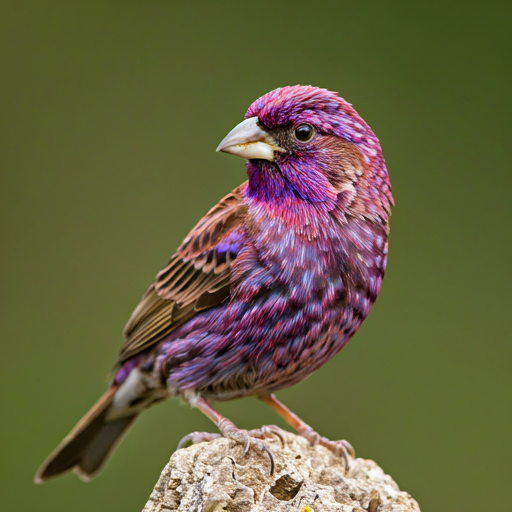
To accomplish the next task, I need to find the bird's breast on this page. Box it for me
[229,207,388,345]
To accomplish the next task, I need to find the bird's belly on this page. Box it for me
[155,275,366,401]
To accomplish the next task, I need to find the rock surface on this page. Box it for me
[143,429,420,512]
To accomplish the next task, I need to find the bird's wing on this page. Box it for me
[115,185,247,366]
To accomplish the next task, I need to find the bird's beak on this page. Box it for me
[216,117,283,161]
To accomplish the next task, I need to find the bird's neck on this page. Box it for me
[244,160,298,205]
[243,160,338,234]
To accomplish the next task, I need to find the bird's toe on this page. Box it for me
[318,437,355,472]
[248,424,286,448]
[218,420,277,475]
[177,431,222,449]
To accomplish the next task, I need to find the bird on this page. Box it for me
[35,85,393,482]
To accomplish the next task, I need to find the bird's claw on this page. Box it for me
[324,438,355,459]
[296,425,354,473]
[248,424,286,448]
[178,420,280,475]
[218,419,277,475]
[177,431,221,449]
[318,437,354,472]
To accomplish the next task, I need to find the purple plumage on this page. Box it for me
[36,85,393,482]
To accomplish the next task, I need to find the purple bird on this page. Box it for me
[36,85,393,482]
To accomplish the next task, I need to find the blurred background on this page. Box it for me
[1,2,510,511]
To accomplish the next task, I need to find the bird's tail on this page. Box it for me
[34,386,138,483]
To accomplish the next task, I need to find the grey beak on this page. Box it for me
[216,117,283,161]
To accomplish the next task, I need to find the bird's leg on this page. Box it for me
[178,395,278,475]
[259,393,355,471]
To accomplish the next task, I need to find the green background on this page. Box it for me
[1,2,510,511]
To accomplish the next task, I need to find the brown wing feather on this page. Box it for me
[115,185,247,367]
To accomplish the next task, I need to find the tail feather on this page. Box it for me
[35,386,138,483]
[76,416,137,479]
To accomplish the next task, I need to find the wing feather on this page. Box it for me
[115,185,247,367]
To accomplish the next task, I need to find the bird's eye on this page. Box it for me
[294,124,314,143]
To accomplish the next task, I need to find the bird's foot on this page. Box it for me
[297,425,355,472]
[177,431,221,449]
[218,418,278,475]
[248,424,286,447]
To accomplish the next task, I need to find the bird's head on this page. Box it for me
[217,85,393,221]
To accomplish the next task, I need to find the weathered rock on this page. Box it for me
[143,429,420,512]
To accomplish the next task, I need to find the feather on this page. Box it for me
[114,186,246,366]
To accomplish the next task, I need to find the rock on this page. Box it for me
[143,429,420,512]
